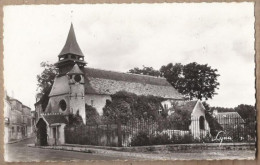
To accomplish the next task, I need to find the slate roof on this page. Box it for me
[67,64,83,75]
[85,68,170,86]
[49,67,184,99]
[214,112,245,125]
[84,67,184,99]
[49,76,70,97]
[42,113,68,125]
[9,97,23,105]
[59,24,84,57]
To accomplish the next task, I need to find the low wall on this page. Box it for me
[64,142,256,153]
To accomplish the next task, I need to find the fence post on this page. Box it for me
[106,123,109,146]
[117,119,122,147]
[96,124,99,145]
[76,125,78,144]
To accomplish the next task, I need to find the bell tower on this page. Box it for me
[67,64,86,124]
[55,23,87,75]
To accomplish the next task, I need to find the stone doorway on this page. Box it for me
[36,118,47,146]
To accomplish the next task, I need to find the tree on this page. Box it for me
[160,63,184,87]
[103,97,132,123]
[102,94,133,147]
[210,106,235,113]
[234,104,256,120]
[103,91,165,122]
[202,101,210,111]
[68,111,84,126]
[85,103,101,125]
[210,104,256,119]
[166,102,191,130]
[205,111,223,137]
[36,61,58,110]
[128,65,160,77]
[160,62,220,100]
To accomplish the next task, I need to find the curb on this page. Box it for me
[27,143,256,160]
[28,145,159,160]
[7,136,35,144]
[63,142,256,152]
[28,142,256,153]
[27,144,96,153]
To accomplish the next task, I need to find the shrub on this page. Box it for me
[85,104,101,125]
[131,131,150,146]
[181,133,193,144]
[201,132,212,143]
[79,136,91,145]
[103,91,166,123]
[68,112,84,126]
[131,132,171,146]
[170,132,193,144]
[150,133,171,145]
[205,111,223,137]
[166,108,191,130]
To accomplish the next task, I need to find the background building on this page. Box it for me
[4,93,12,143]
[4,93,33,143]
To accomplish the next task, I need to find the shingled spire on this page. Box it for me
[55,23,87,75]
[59,23,84,57]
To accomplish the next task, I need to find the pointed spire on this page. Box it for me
[67,64,83,75]
[59,23,84,56]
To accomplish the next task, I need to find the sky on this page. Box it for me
[3,3,255,109]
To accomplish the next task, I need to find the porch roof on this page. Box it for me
[41,113,68,125]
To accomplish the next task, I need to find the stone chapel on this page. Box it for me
[35,24,209,146]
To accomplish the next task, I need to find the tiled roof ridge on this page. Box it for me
[217,112,238,114]
[41,112,64,116]
[176,100,198,105]
[85,67,166,80]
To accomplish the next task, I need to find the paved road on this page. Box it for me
[5,138,256,162]
[4,138,133,162]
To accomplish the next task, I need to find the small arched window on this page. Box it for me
[59,99,67,111]
[199,116,205,130]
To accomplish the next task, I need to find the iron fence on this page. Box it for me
[64,116,256,147]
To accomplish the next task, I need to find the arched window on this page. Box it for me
[59,99,67,111]
[199,116,205,130]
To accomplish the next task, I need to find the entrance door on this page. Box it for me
[36,119,47,146]
[53,127,57,145]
